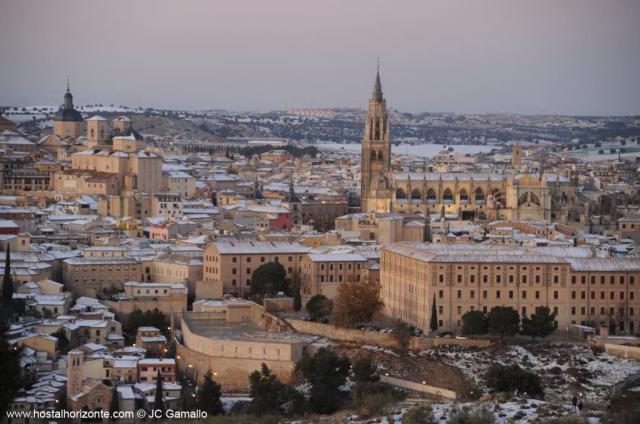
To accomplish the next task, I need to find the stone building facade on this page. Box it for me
[380,243,640,335]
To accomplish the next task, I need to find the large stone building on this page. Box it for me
[202,241,310,298]
[380,242,640,335]
[359,70,560,222]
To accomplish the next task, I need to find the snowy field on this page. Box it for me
[424,344,640,403]
[317,142,496,157]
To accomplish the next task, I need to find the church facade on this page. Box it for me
[360,70,555,222]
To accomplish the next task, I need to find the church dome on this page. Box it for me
[53,83,83,122]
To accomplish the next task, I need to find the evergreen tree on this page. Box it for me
[429,294,438,333]
[196,370,223,416]
[292,279,302,312]
[250,262,288,300]
[248,363,304,416]
[2,246,13,306]
[110,382,119,420]
[154,369,165,412]
[298,347,351,414]
[0,339,22,417]
[461,310,489,337]
[352,357,379,383]
[305,294,333,321]
[488,306,520,342]
[521,306,557,341]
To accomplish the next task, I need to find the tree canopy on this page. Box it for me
[298,347,351,414]
[196,370,224,416]
[461,310,489,337]
[305,294,333,321]
[488,306,520,342]
[248,363,304,416]
[332,283,383,328]
[521,306,557,341]
[250,262,288,299]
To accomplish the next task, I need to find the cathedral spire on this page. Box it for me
[372,60,384,102]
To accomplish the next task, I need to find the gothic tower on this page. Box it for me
[361,66,393,213]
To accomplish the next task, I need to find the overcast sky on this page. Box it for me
[1,0,639,115]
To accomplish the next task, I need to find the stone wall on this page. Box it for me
[381,375,457,399]
[175,311,303,392]
[605,343,640,361]
[285,318,491,350]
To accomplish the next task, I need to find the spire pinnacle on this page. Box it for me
[66,78,70,94]
[372,59,384,102]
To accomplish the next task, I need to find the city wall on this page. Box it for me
[604,343,640,361]
[284,318,491,350]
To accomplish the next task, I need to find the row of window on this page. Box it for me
[571,275,636,285]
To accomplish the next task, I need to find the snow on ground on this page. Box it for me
[220,396,251,413]
[423,343,640,403]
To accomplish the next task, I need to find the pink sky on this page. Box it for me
[1,0,639,115]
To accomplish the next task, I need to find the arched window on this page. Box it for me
[492,189,504,207]
[395,188,407,199]
[426,188,437,202]
[474,187,485,202]
[411,189,421,200]
[371,150,377,160]
[518,192,541,206]
[378,151,383,161]
[443,188,453,202]
[90,128,95,138]
[459,188,469,202]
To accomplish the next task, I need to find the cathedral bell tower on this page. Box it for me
[361,65,393,213]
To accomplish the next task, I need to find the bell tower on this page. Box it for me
[361,64,393,213]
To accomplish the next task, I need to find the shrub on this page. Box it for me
[485,363,544,399]
[352,382,405,419]
[449,406,496,424]
[403,405,435,424]
[305,294,332,321]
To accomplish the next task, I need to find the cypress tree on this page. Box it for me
[2,246,13,305]
[109,382,119,420]
[154,369,165,412]
[196,370,223,415]
[429,294,438,333]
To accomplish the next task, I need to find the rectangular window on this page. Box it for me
[522,290,527,299]
[439,290,444,299]
[496,290,501,299]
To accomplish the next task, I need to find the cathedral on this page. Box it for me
[360,69,568,222]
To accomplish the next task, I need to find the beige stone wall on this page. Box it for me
[176,315,303,391]
[285,318,490,351]
[604,343,640,360]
